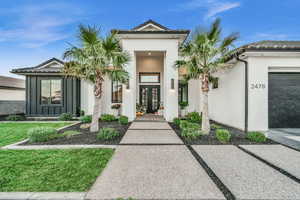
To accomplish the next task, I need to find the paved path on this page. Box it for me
[268,129,300,150]
[193,145,300,200]
[86,121,224,200]
[240,145,300,179]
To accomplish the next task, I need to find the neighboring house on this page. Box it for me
[11,20,300,131]
[0,75,25,115]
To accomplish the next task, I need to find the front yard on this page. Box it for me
[0,122,72,147]
[0,149,114,192]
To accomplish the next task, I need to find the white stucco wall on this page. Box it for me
[0,89,25,101]
[247,52,300,131]
[121,39,179,121]
[208,62,245,130]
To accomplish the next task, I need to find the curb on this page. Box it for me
[0,192,86,200]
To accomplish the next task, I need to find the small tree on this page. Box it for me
[176,19,238,134]
[63,25,130,132]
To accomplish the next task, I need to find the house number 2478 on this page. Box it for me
[250,83,266,89]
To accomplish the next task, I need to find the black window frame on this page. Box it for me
[111,81,123,103]
[139,72,160,83]
[40,78,63,106]
[178,81,188,103]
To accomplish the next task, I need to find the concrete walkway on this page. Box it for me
[86,121,224,200]
[268,129,300,150]
[193,145,300,200]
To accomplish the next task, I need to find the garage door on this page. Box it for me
[269,73,300,128]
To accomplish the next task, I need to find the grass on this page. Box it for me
[0,122,72,147]
[0,149,114,192]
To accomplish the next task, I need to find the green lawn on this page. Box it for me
[0,122,72,147]
[0,149,114,192]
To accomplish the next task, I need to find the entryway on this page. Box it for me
[139,85,160,113]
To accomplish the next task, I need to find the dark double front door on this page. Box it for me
[140,85,160,113]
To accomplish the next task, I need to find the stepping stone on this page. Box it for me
[240,145,300,179]
[120,129,183,144]
[86,145,225,200]
[129,122,171,130]
[193,145,300,200]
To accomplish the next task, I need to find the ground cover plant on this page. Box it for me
[97,128,120,140]
[58,113,73,121]
[118,115,129,125]
[100,114,117,122]
[170,119,276,145]
[0,149,114,192]
[80,115,92,123]
[27,127,58,143]
[0,122,71,147]
[5,115,25,121]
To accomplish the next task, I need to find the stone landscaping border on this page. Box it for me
[0,192,86,200]
[1,121,117,150]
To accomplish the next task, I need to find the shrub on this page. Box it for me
[62,130,81,138]
[247,132,266,143]
[216,129,231,143]
[80,110,85,116]
[180,122,201,140]
[27,127,58,143]
[97,128,120,140]
[179,101,188,109]
[119,115,129,125]
[186,112,202,123]
[173,117,181,127]
[179,120,189,129]
[59,113,73,121]
[100,114,117,122]
[211,123,222,130]
[80,115,92,123]
[6,115,25,121]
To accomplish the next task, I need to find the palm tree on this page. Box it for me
[176,19,238,134]
[63,25,130,132]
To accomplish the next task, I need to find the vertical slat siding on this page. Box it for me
[25,75,81,117]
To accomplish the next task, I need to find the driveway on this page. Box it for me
[268,129,300,150]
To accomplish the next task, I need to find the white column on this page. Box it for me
[122,51,136,121]
[164,50,179,121]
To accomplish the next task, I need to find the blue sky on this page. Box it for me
[1,0,300,78]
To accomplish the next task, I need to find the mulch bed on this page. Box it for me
[22,121,131,145]
[169,122,277,145]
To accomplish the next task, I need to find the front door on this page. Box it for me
[140,85,160,113]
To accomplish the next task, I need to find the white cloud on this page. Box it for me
[0,3,83,48]
[171,0,240,19]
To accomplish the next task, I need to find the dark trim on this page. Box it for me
[236,56,248,133]
[132,19,170,30]
[113,30,190,34]
[139,72,160,83]
[178,81,188,103]
[111,80,123,103]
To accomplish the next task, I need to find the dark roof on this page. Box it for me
[11,58,64,74]
[112,19,190,35]
[227,40,300,61]
[132,19,170,30]
[0,76,25,89]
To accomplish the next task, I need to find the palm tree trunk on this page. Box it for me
[90,73,103,132]
[201,73,210,134]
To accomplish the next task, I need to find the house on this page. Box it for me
[11,20,300,131]
[0,75,25,116]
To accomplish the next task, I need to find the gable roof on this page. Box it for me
[132,19,170,31]
[11,58,64,74]
[112,19,190,35]
[0,76,25,89]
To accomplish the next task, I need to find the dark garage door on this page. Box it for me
[269,73,300,128]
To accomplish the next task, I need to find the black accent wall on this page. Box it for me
[25,75,80,117]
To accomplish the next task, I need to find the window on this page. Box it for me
[179,81,188,102]
[112,81,122,103]
[41,79,62,105]
[139,73,160,83]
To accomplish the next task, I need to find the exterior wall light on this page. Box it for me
[126,80,130,90]
[171,78,175,90]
